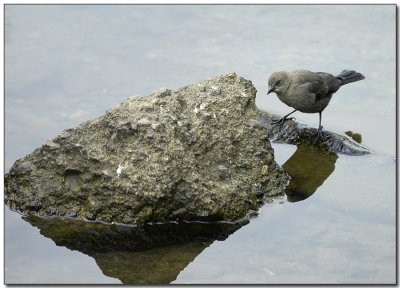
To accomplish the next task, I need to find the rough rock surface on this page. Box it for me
[5,73,289,225]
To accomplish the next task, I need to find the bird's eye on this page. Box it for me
[276,80,281,85]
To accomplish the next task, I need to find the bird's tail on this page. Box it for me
[337,70,365,86]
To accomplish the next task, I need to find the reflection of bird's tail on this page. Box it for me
[337,70,365,86]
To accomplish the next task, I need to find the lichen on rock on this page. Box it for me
[5,73,289,225]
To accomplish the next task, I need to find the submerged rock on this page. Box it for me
[5,73,289,225]
[345,130,362,144]
[258,112,371,155]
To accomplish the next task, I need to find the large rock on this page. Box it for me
[5,73,289,225]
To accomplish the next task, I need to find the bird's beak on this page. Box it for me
[267,86,275,95]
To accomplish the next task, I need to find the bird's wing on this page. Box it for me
[316,72,341,94]
[291,70,328,101]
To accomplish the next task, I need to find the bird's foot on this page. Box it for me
[313,126,326,144]
[271,116,295,126]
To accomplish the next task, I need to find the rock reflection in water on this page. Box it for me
[24,215,248,284]
[282,144,338,202]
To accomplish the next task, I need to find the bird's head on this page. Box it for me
[267,71,289,95]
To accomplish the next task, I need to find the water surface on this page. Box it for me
[175,143,396,284]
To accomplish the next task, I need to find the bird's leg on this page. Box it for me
[271,109,297,125]
[313,112,325,143]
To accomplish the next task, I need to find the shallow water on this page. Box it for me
[175,143,396,284]
[4,4,396,284]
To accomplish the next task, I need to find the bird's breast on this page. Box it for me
[277,92,332,113]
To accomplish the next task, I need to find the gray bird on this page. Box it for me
[267,69,365,142]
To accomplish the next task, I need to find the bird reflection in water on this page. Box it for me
[282,144,339,202]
